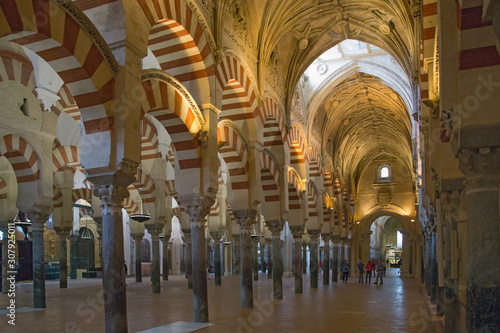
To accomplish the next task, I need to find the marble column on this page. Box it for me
[93,216,103,269]
[442,191,460,333]
[322,233,331,285]
[309,229,320,289]
[251,235,259,281]
[30,212,50,308]
[69,233,78,279]
[267,220,283,300]
[302,243,307,274]
[346,238,352,276]
[430,232,437,304]
[232,234,240,275]
[131,235,143,283]
[339,237,346,262]
[148,229,162,293]
[332,235,340,283]
[182,228,193,289]
[180,241,185,275]
[54,226,71,289]
[459,149,500,332]
[235,209,255,308]
[260,240,266,274]
[425,237,431,296]
[93,183,130,333]
[290,226,303,293]
[161,235,171,281]
[210,231,222,286]
[266,238,272,279]
[1,223,9,294]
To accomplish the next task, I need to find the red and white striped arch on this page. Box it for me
[287,167,302,215]
[322,170,333,196]
[122,197,140,216]
[217,55,260,130]
[217,123,249,192]
[72,188,93,205]
[141,117,161,161]
[307,181,317,218]
[306,146,321,179]
[52,145,81,175]
[342,187,349,202]
[287,123,307,178]
[260,97,285,147]
[334,178,341,196]
[0,134,39,184]
[0,0,117,136]
[141,75,203,170]
[130,169,156,204]
[165,179,178,202]
[137,0,214,105]
[260,151,280,203]
[0,49,36,91]
[49,85,81,125]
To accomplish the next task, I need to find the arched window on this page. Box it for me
[378,164,391,182]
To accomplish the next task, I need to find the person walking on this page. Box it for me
[341,259,350,283]
[356,259,364,283]
[365,260,373,284]
[374,259,385,285]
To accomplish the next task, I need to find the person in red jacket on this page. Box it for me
[365,260,373,284]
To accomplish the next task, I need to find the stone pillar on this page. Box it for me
[260,239,266,274]
[93,216,103,269]
[180,241,185,275]
[332,235,339,283]
[322,233,331,285]
[339,237,346,262]
[182,198,213,323]
[210,231,222,286]
[430,232,437,303]
[290,226,303,293]
[69,233,78,279]
[346,238,352,276]
[459,149,500,332]
[182,228,192,289]
[131,235,143,283]
[161,235,171,281]
[266,238,272,279]
[54,227,71,289]
[360,231,371,264]
[308,229,320,289]
[251,235,259,281]
[232,234,240,275]
[93,182,131,333]
[30,212,50,308]
[302,243,307,274]
[442,191,460,333]
[234,209,255,308]
[425,236,431,296]
[267,220,283,300]
[1,223,9,294]
[148,229,162,293]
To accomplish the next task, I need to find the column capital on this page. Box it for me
[290,225,304,239]
[346,238,352,246]
[266,220,283,237]
[93,184,130,216]
[340,236,347,244]
[131,234,143,242]
[265,238,272,244]
[459,148,500,193]
[234,209,257,234]
[331,235,340,242]
[322,232,332,242]
[54,226,72,237]
[308,229,320,241]
[160,233,171,243]
[29,208,51,233]
[181,228,192,243]
[232,234,240,245]
[251,235,260,244]
[210,231,223,241]
[179,194,215,227]
[146,226,163,238]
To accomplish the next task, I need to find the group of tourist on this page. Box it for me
[356,258,386,284]
[339,258,386,285]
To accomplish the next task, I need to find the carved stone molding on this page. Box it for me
[289,225,304,239]
[308,229,321,241]
[265,219,283,237]
[93,185,129,216]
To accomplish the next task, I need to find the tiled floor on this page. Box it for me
[0,268,443,332]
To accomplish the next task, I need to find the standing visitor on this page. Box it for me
[375,259,385,285]
[356,259,364,283]
[341,259,350,283]
[365,260,373,284]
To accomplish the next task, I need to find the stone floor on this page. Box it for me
[0,268,443,332]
